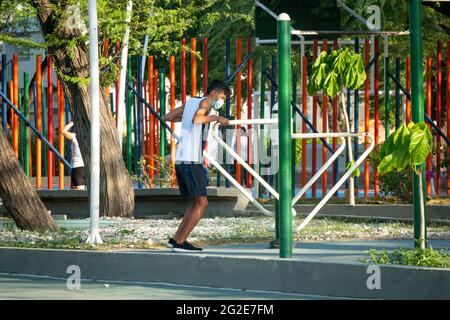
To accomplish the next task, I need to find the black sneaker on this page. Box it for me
[184,240,203,251]
[167,238,177,248]
[172,241,203,252]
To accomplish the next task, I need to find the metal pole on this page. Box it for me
[47,56,53,189]
[364,39,370,198]
[426,57,432,195]
[247,38,253,189]
[409,0,426,248]
[36,55,42,189]
[436,41,442,195]
[312,40,318,198]
[181,39,186,104]
[277,13,292,258]
[24,72,30,176]
[447,41,450,196]
[86,0,102,244]
[137,56,142,185]
[374,37,380,197]
[159,68,166,185]
[141,35,149,83]
[322,39,329,197]
[406,57,411,123]
[384,55,390,139]
[291,70,297,192]
[12,53,19,158]
[270,55,276,190]
[58,79,65,190]
[116,0,133,148]
[1,54,6,131]
[126,64,132,172]
[169,56,176,186]
[148,55,155,182]
[191,38,197,97]
[301,55,307,190]
[395,57,401,130]
[42,80,48,178]
[236,38,242,184]
[354,38,359,194]
[223,39,231,188]
[259,55,265,198]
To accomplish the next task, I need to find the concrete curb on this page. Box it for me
[0,247,448,299]
[0,188,250,219]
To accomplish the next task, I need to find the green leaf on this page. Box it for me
[378,154,395,175]
[346,160,360,177]
[409,127,432,165]
[379,133,395,158]
[324,72,340,99]
[314,63,328,89]
[392,149,410,171]
[392,123,410,149]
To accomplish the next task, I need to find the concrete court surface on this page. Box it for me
[0,273,341,300]
[0,240,448,299]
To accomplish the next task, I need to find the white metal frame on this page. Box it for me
[204,119,375,231]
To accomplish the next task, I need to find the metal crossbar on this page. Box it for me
[291,131,375,231]
[206,118,375,231]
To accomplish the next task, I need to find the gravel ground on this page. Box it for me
[0,216,449,250]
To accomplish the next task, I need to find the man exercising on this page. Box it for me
[164,80,231,252]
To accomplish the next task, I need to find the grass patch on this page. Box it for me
[360,247,450,268]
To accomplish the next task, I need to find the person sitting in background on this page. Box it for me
[61,121,86,190]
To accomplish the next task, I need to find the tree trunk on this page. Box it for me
[0,129,58,231]
[31,0,134,217]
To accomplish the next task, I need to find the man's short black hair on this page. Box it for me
[206,80,231,97]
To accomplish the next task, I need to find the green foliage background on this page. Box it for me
[0,0,449,106]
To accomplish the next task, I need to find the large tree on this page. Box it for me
[0,0,254,219]
[0,129,58,231]
[28,0,134,217]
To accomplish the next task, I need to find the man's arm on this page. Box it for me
[193,100,229,125]
[164,105,184,122]
[61,121,75,141]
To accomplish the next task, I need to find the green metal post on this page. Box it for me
[409,0,427,247]
[159,68,166,185]
[126,65,132,172]
[259,56,266,198]
[384,56,390,139]
[277,13,293,258]
[395,57,401,130]
[24,72,30,176]
[19,98,24,168]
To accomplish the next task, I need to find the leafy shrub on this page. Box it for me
[362,247,450,268]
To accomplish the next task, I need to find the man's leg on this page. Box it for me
[173,200,196,243]
[173,196,208,244]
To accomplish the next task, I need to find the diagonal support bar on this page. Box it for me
[0,91,72,169]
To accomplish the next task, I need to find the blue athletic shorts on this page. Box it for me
[175,162,209,197]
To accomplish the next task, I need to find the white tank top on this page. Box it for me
[175,97,208,163]
[71,134,84,168]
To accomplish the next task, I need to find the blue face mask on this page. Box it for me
[213,98,225,111]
